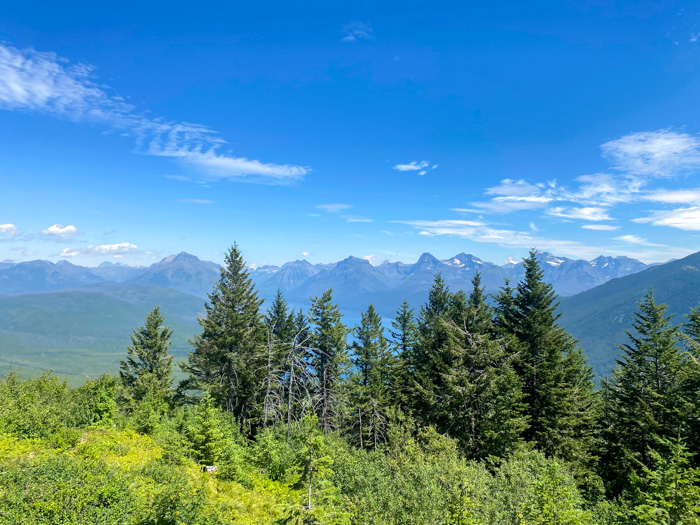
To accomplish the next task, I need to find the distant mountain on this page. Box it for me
[559,250,700,377]
[0,260,104,294]
[128,252,220,297]
[255,260,320,295]
[0,283,203,384]
[89,261,146,282]
[249,250,650,316]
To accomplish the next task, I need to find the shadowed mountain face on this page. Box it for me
[128,252,220,297]
[0,260,103,294]
[558,250,700,377]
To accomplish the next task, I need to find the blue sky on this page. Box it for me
[2,1,700,267]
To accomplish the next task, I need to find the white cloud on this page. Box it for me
[418,170,427,176]
[393,160,429,172]
[486,179,542,197]
[615,235,665,247]
[601,130,700,177]
[0,223,19,236]
[60,248,81,257]
[547,206,613,222]
[181,199,214,204]
[582,224,620,231]
[363,254,379,265]
[343,215,373,223]
[458,195,553,214]
[316,203,352,213]
[645,188,700,204]
[60,242,139,258]
[564,173,643,206]
[633,206,700,231]
[341,22,374,42]
[299,251,311,257]
[399,217,689,262]
[0,44,308,184]
[42,224,78,236]
[92,242,138,254]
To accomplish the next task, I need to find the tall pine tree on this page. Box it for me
[602,291,698,494]
[349,304,392,448]
[120,305,174,407]
[498,250,598,467]
[182,244,266,431]
[389,300,418,413]
[308,289,348,433]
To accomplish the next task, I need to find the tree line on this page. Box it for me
[114,243,700,522]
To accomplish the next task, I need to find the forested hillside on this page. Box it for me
[2,245,700,524]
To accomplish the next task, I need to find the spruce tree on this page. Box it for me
[412,273,455,425]
[182,244,265,431]
[389,300,418,412]
[262,290,295,427]
[602,291,697,494]
[502,250,597,465]
[308,289,348,433]
[466,271,493,335]
[349,304,391,448]
[119,305,174,407]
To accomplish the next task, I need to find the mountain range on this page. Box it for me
[0,250,650,307]
[1,248,692,382]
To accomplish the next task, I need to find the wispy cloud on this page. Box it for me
[582,224,620,231]
[633,206,700,231]
[316,203,352,213]
[0,224,20,236]
[546,206,613,222]
[341,22,374,42]
[393,160,430,172]
[181,199,214,204]
[399,217,689,262]
[615,235,666,247]
[645,188,700,204]
[60,242,139,258]
[601,130,700,178]
[343,215,373,223]
[42,224,78,236]
[0,44,308,184]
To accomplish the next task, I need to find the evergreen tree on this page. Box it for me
[465,271,493,335]
[284,308,314,441]
[388,300,418,412]
[349,304,391,448]
[439,321,528,459]
[119,305,174,407]
[602,291,697,494]
[262,290,295,427]
[308,290,348,433]
[182,244,265,431]
[412,273,455,426]
[502,250,598,466]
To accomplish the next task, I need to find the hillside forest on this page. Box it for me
[2,244,700,524]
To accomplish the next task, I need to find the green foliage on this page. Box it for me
[629,436,700,524]
[120,305,174,409]
[602,290,699,494]
[308,290,348,434]
[348,304,392,449]
[498,251,598,471]
[183,244,266,429]
[0,371,73,438]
